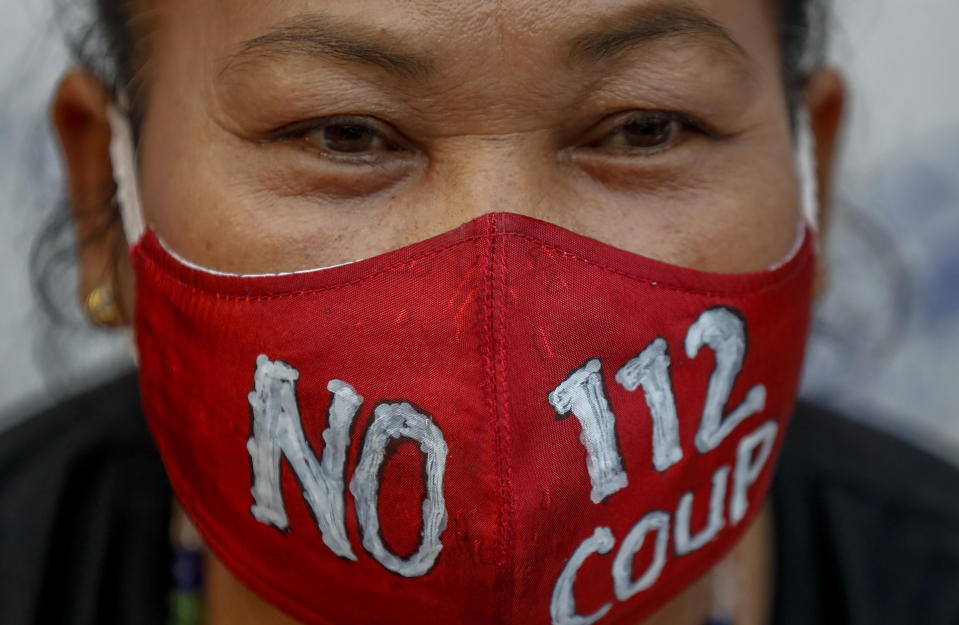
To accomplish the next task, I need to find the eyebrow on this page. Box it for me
[568,3,749,66]
[222,4,748,82]
[224,13,434,80]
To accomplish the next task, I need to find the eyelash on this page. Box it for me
[267,109,718,165]
[586,110,718,156]
[266,115,407,164]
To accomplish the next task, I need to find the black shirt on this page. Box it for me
[1,373,957,625]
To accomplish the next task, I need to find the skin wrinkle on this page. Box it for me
[213,5,759,135]
[567,1,750,66]
[220,12,435,82]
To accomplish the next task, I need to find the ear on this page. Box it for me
[51,69,134,325]
[803,68,845,295]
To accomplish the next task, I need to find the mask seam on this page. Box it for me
[481,216,515,624]
[134,230,813,302]
[495,218,515,625]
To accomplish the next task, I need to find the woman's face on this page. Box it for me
[131,0,808,276]
[52,2,843,622]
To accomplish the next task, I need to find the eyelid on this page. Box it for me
[572,109,726,160]
[263,114,413,158]
[594,109,720,143]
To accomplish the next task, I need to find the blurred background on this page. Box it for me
[1,1,958,464]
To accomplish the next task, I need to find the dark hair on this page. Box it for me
[33,0,830,323]
[778,0,829,115]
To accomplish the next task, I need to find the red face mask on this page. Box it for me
[129,207,815,625]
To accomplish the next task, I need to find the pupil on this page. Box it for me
[324,124,375,153]
[623,118,674,149]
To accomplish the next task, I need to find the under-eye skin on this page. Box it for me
[265,115,412,165]
[583,110,718,157]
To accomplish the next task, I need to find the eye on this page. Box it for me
[590,111,701,156]
[273,115,405,161]
[619,115,679,149]
[309,120,383,154]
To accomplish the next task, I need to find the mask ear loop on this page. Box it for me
[107,94,146,248]
[795,107,820,233]
[767,107,821,271]
[106,94,144,361]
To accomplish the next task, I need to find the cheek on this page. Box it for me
[560,185,800,274]
[552,139,802,274]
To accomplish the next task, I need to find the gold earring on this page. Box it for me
[85,283,123,326]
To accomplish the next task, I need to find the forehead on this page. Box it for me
[144,0,782,85]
